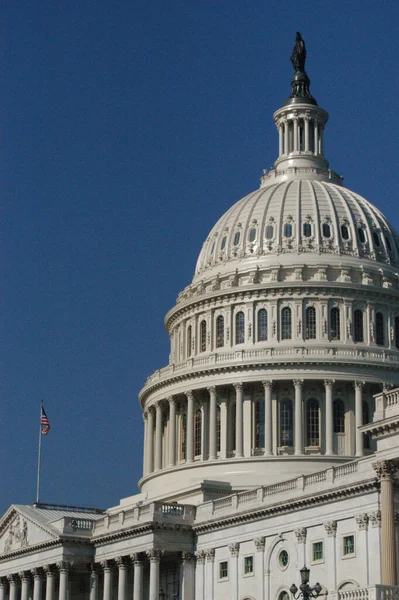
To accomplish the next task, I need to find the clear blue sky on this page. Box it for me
[2,0,399,514]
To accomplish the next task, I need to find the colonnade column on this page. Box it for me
[57,562,69,600]
[7,575,17,600]
[263,381,273,456]
[234,384,243,458]
[20,572,29,600]
[324,379,334,456]
[168,397,177,467]
[32,569,43,600]
[146,549,163,600]
[146,408,154,474]
[89,564,99,600]
[101,560,113,600]
[304,115,310,151]
[131,554,143,600]
[116,557,127,600]
[186,391,194,463]
[354,381,364,457]
[44,565,55,600]
[208,387,217,460]
[154,402,163,471]
[0,579,6,600]
[373,460,398,585]
[180,552,195,600]
[294,380,304,455]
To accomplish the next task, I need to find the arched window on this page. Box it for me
[200,320,207,352]
[257,309,268,341]
[216,315,224,348]
[358,227,366,244]
[216,405,221,453]
[376,312,384,346]
[280,400,293,446]
[248,228,256,242]
[305,306,317,340]
[363,401,370,450]
[194,409,202,457]
[354,309,364,343]
[233,231,241,246]
[284,223,293,238]
[281,307,292,340]
[221,235,227,250]
[180,414,186,461]
[187,325,192,357]
[303,222,312,237]
[333,399,345,433]
[265,224,274,240]
[307,400,320,447]
[330,307,340,340]
[254,400,265,449]
[235,311,245,344]
[373,231,381,247]
[341,224,350,240]
[395,317,399,349]
[322,223,331,238]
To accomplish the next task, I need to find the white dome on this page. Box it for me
[194,178,399,281]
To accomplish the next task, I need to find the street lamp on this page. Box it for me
[290,566,322,600]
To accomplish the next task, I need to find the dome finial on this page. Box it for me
[286,32,317,106]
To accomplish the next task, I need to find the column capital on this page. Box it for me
[373,460,398,480]
[7,574,17,584]
[89,563,100,576]
[185,390,194,401]
[207,386,217,395]
[205,548,215,562]
[195,550,206,564]
[129,553,142,565]
[228,542,239,557]
[254,536,265,551]
[56,561,70,573]
[0,577,7,588]
[181,552,194,564]
[324,379,335,389]
[262,380,273,390]
[18,571,30,582]
[353,380,365,391]
[147,405,155,416]
[294,527,307,543]
[146,548,163,562]
[324,520,337,537]
[100,559,113,572]
[233,382,243,393]
[142,411,148,421]
[168,396,176,406]
[355,513,369,530]
[115,556,128,569]
[31,568,43,580]
[293,379,304,389]
[154,400,163,411]
[43,564,55,576]
[369,510,382,528]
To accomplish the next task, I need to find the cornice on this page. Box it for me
[192,479,377,534]
[0,539,62,563]
[93,522,193,547]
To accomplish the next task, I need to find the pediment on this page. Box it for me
[0,507,58,556]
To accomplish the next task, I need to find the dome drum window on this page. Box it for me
[265,223,275,240]
[341,224,350,241]
[248,227,257,243]
[235,311,245,344]
[330,307,340,340]
[375,312,384,346]
[281,307,292,340]
[257,309,268,342]
[284,223,293,238]
[200,320,207,352]
[305,306,317,340]
[358,227,367,244]
[322,222,332,238]
[354,309,364,343]
[216,315,225,348]
[233,231,241,246]
[221,235,227,250]
[303,222,312,238]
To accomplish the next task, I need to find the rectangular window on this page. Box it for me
[343,535,355,556]
[219,561,228,580]
[244,555,254,575]
[312,541,323,562]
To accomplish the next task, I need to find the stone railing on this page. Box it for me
[195,459,374,521]
[373,387,399,421]
[51,516,97,536]
[143,347,399,389]
[330,585,399,600]
[93,502,196,536]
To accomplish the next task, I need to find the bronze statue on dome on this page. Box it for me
[291,32,306,72]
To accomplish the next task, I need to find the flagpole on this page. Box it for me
[36,400,43,503]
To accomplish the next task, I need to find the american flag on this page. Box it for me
[41,405,50,435]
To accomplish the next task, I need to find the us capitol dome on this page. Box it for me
[138,35,399,504]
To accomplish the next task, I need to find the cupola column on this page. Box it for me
[284,120,289,155]
[234,384,244,458]
[294,380,304,455]
[324,380,334,456]
[278,123,283,157]
[168,397,177,467]
[146,408,154,474]
[186,391,194,463]
[154,402,163,471]
[354,381,364,457]
[314,119,319,155]
[262,381,273,456]
[304,116,310,151]
[293,116,299,151]
[208,387,217,459]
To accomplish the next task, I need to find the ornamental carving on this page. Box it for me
[130,553,142,565]
[372,460,398,480]
[205,548,215,562]
[146,549,164,562]
[100,560,113,572]
[3,515,28,553]
[254,536,265,551]
[324,520,337,537]
[182,552,194,563]
[56,561,70,573]
[369,510,381,528]
[294,527,307,543]
[195,550,206,564]
[115,556,128,569]
[355,513,369,530]
[228,542,239,556]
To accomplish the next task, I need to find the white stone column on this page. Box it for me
[278,123,283,156]
[7,576,17,600]
[205,549,215,600]
[32,569,43,600]
[142,412,148,475]
[284,120,289,154]
[20,572,30,600]
[180,553,195,600]
[293,117,298,151]
[89,564,99,600]
[208,387,217,460]
[263,381,273,456]
[0,578,7,600]
[324,379,334,456]
[254,538,265,600]
[195,551,206,600]
[368,510,382,584]
[154,401,163,471]
[314,119,319,154]
[44,565,55,600]
[324,521,337,592]
[146,408,154,474]
[101,560,113,600]
[228,543,239,600]
[354,381,364,457]
[355,514,370,585]
[373,461,398,585]
[304,116,310,151]
[294,379,304,455]
[234,383,243,458]
[116,557,127,600]
[168,397,177,466]
[146,549,163,600]
[57,562,69,600]
[186,391,194,463]
[131,554,143,600]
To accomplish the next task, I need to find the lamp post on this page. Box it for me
[290,566,322,600]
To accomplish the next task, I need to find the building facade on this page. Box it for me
[1,36,399,600]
